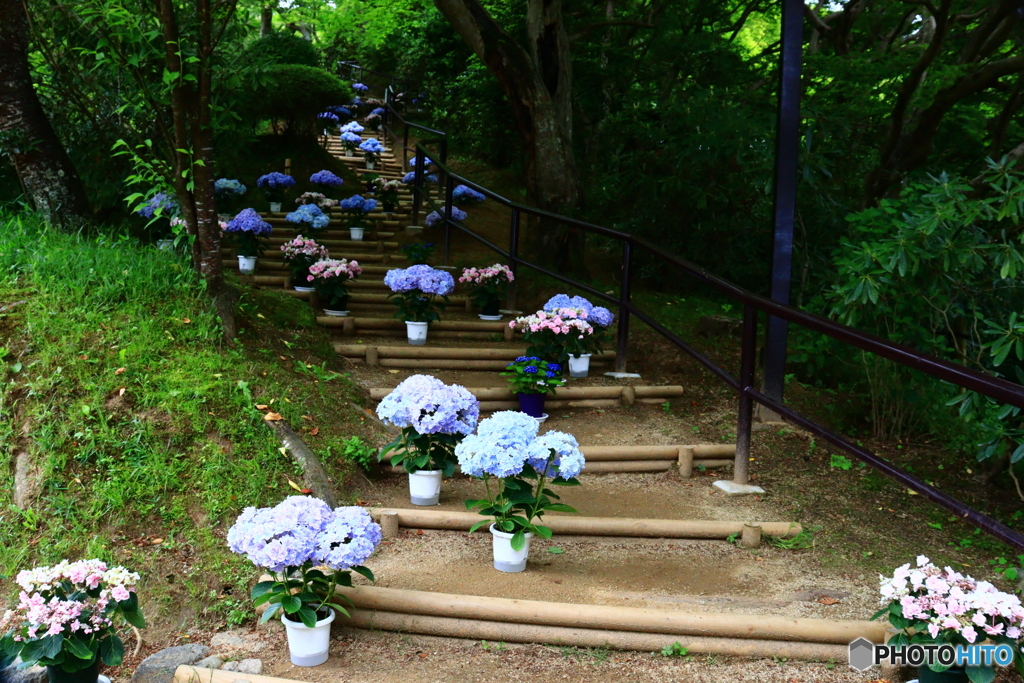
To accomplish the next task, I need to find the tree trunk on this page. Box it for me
[433,0,581,213]
[260,4,275,37]
[0,0,90,227]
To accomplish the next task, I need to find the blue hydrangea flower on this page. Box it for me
[341,121,364,134]
[547,363,561,372]
[376,374,479,435]
[310,170,344,188]
[524,366,538,374]
[214,178,247,198]
[318,111,339,123]
[227,496,332,572]
[329,105,352,118]
[590,306,615,327]
[339,195,376,214]
[256,172,296,190]
[424,206,467,228]
[455,411,539,478]
[352,82,369,92]
[225,208,272,235]
[527,431,585,479]
[358,138,385,154]
[545,371,557,379]
[384,264,455,296]
[453,185,486,203]
[285,204,330,229]
[515,356,530,362]
[407,154,432,167]
[314,506,382,571]
[401,171,438,184]
[370,107,387,117]
[137,192,179,219]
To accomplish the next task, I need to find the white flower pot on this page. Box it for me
[490,524,533,573]
[349,227,365,241]
[406,320,428,346]
[478,314,502,321]
[345,149,354,158]
[365,160,376,170]
[157,239,174,250]
[282,610,335,667]
[324,309,349,317]
[533,413,549,425]
[568,353,592,378]
[269,202,282,213]
[238,255,257,274]
[408,469,443,506]
[294,286,315,292]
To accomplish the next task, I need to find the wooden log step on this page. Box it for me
[321,318,506,332]
[285,291,469,306]
[368,385,684,402]
[582,460,732,473]
[334,345,616,361]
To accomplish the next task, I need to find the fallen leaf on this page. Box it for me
[310,427,320,436]
[264,412,284,421]
[182,318,191,324]
[301,415,313,420]
[280,356,288,361]
[907,489,918,495]
[152,538,163,545]
[256,404,269,410]
[388,369,400,374]
[118,387,126,396]
[257,313,266,319]
[817,596,840,605]
[283,397,292,403]
[416,529,424,536]
[114,367,126,375]
[279,447,288,456]
[287,479,303,492]
[301,488,313,494]
[755,557,765,562]
[80,355,88,360]
[213,373,222,378]
[418,654,427,659]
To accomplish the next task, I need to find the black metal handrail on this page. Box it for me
[392,129,1024,552]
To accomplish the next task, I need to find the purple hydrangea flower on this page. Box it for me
[589,306,615,327]
[285,204,330,229]
[402,171,438,184]
[310,170,344,188]
[424,206,467,228]
[137,192,179,219]
[227,496,333,572]
[384,264,455,296]
[376,374,479,436]
[352,82,369,92]
[314,507,382,571]
[455,411,539,478]
[256,172,296,190]
[329,105,352,118]
[453,185,486,203]
[318,111,339,123]
[370,107,387,117]
[225,208,272,235]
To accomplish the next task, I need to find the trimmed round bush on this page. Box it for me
[243,33,320,67]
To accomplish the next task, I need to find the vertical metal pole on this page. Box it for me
[734,304,758,485]
[508,208,521,310]
[615,241,632,373]
[443,174,455,266]
[438,137,449,201]
[402,126,409,172]
[762,0,804,409]
[412,153,424,227]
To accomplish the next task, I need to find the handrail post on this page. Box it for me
[508,208,521,310]
[412,153,424,227]
[615,242,632,373]
[402,125,409,172]
[443,173,454,266]
[733,304,758,485]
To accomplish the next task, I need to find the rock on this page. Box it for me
[210,629,266,653]
[221,659,262,675]
[2,659,47,683]
[192,656,224,670]
[130,644,210,683]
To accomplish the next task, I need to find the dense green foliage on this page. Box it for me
[243,32,322,67]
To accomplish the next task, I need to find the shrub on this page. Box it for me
[246,65,348,137]
[243,32,320,67]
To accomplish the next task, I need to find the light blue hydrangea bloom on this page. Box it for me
[376,374,479,435]
[424,206,467,228]
[341,121,364,134]
[401,171,438,184]
[407,154,433,167]
[359,138,385,154]
[527,431,585,479]
[455,411,539,478]
[227,496,332,571]
[341,132,363,146]
[314,507,382,570]
[384,264,455,296]
[286,204,330,229]
[589,307,614,327]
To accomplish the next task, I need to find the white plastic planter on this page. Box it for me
[406,321,428,346]
[238,256,256,274]
[294,286,315,292]
[490,525,533,573]
[350,227,365,241]
[324,309,349,317]
[478,314,502,321]
[269,202,282,213]
[157,239,174,250]
[568,353,592,378]
[408,469,442,506]
[345,149,354,158]
[282,610,335,667]
[365,160,376,170]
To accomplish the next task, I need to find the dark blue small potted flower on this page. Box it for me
[500,357,565,423]
[256,172,296,213]
[224,208,272,274]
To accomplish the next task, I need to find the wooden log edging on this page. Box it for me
[368,508,801,539]
[264,420,339,508]
[368,385,685,409]
[174,667,295,683]
[333,585,885,646]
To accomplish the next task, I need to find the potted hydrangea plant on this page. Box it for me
[340,131,362,157]
[309,170,344,194]
[542,295,615,378]
[384,264,455,344]
[295,192,337,210]
[339,195,377,241]
[874,555,1024,682]
[0,559,146,683]
[510,307,595,374]
[214,178,246,219]
[281,236,329,292]
[377,374,479,506]
[224,208,272,274]
[453,184,486,204]
[308,258,362,316]
[424,206,467,228]
[358,138,385,170]
[285,204,330,231]
[455,412,584,573]
[228,496,380,667]
[460,264,514,320]
[501,356,564,421]
[317,110,339,136]
[352,82,369,94]
[135,191,179,248]
[364,111,382,132]
[401,242,436,265]
[257,172,296,213]
[371,177,402,213]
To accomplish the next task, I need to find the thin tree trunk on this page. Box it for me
[0,0,90,227]
[260,3,275,36]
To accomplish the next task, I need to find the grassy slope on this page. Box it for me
[0,214,386,638]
